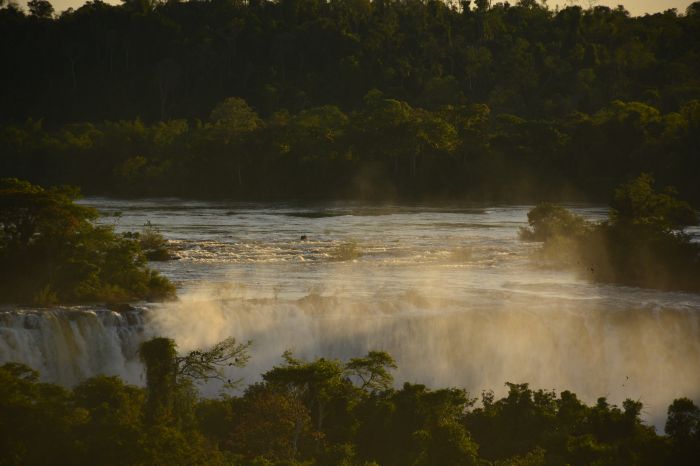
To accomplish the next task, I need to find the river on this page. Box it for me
[1,199,699,427]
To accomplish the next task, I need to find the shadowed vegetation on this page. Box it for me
[0,178,175,304]
[1,339,699,465]
[521,174,700,291]
[0,1,699,202]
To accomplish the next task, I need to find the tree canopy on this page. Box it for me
[0,178,174,304]
[1,1,699,203]
[1,342,698,465]
[520,174,700,292]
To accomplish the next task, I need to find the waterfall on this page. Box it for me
[0,306,148,386]
[148,288,700,428]
[2,290,699,428]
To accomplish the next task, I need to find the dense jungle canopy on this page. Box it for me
[1,0,699,200]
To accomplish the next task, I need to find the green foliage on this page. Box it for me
[0,363,78,466]
[519,203,590,242]
[7,0,698,124]
[666,398,700,441]
[226,383,318,463]
[137,222,173,261]
[665,398,700,466]
[0,178,175,304]
[72,376,147,465]
[1,91,699,202]
[610,173,698,229]
[1,2,700,202]
[209,97,262,134]
[345,351,397,393]
[522,175,700,291]
[0,346,694,466]
[176,337,251,386]
[139,336,251,425]
[27,0,52,19]
[330,241,362,261]
[263,351,350,433]
[140,338,179,425]
[354,382,478,466]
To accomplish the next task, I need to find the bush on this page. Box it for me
[519,203,590,242]
[0,178,175,304]
[138,222,174,261]
[522,175,700,292]
[330,241,362,261]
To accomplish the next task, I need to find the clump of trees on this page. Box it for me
[1,337,699,465]
[521,174,700,291]
[0,178,175,304]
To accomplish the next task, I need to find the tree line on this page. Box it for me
[1,1,699,202]
[1,95,698,202]
[1,336,699,466]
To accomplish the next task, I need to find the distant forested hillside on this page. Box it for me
[1,0,699,201]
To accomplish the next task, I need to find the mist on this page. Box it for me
[148,274,700,428]
[2,199,697,432]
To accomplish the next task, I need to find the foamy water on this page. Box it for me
[1,199,698,427]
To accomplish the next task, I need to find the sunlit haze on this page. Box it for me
[15,0,698,17]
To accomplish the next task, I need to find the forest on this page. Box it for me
[2,336,700,466]
[1,0,699,201]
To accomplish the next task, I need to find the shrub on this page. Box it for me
[0,178,175,304]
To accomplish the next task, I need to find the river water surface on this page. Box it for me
[1,199,699,427]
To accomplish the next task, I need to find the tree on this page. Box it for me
[0,178,95,251]
[519,202,590,242]
[175,337,251,386]
[72,376,146,465]
[355,383,479,466]
[139,337,250,425]
[521,176,700,291]
[666,397,700,465]
[225,383,318,462]
[666,398,700,441]
[0,363,78,465]
[263,351,349,432]
[208,97,262,189]
[27,0,53,18]
[610,173,698,230]
[154,58,183,120]
[345,351,397,393]
[0,178,174,303]
[140,338,178,425]
[209,97,261,136]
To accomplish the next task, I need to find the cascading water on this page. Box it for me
[0,306,148,386]
[1,198,699,428]
[147,283,700,427]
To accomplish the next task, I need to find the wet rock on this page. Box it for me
[106,303,136,313]
[23,313,41,329]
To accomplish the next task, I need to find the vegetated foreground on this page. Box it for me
[1,1,700,201]
[1,336,699,466]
